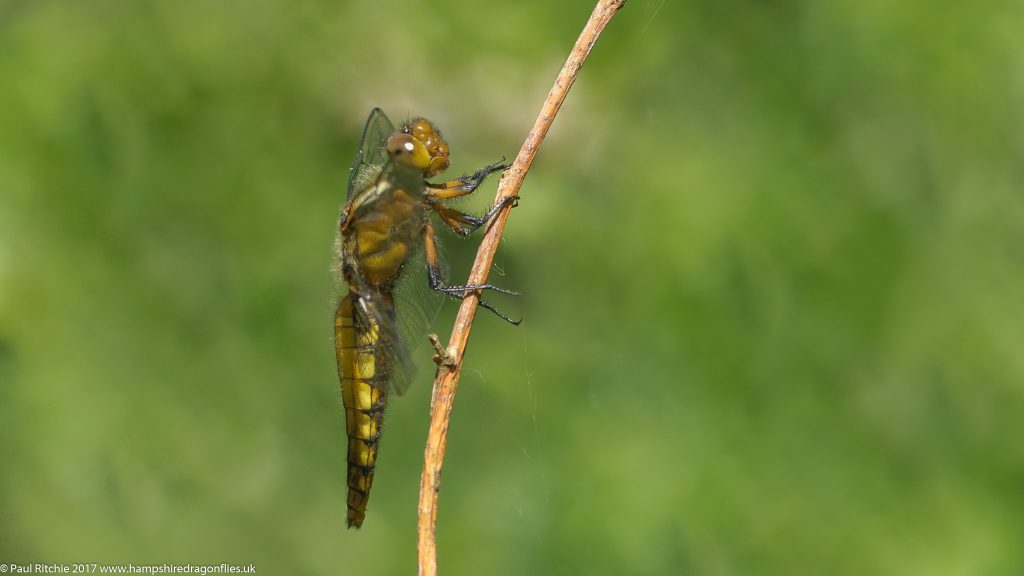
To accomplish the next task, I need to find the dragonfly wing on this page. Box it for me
[347,108,396,199]
[388,246,445,395]
[344,286,414,395]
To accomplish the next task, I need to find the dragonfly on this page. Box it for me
[334,108,517,528]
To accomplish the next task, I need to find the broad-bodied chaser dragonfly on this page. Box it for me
[334,108,516,528]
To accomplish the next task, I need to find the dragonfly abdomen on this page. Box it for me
[335,293,389,529]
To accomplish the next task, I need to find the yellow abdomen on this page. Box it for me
[335,294,387,528]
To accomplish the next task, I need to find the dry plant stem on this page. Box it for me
[417,1,627,574]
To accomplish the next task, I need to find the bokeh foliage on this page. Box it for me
[2,0,1023,574]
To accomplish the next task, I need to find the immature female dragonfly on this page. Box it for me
[334,108,516,528]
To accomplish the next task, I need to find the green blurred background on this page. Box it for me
[2,0,1023,574]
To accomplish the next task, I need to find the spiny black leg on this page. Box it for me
[461,157,509,190]
[422,216,521,325]
[477,295,522,325]
[432,194,520,237]
[431,284,521,325]
[476,193,519,226]
[427,157,509,198]
[434,283,519,296]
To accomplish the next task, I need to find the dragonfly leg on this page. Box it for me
[431,194,519,236]
[426,157,508,200]
[422,218,521,325]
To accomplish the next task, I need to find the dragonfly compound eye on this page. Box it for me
[386,133,431,171]
[408,118,436,143]
[406,118,450,177]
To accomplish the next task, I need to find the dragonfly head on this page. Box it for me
[386,118,450,177]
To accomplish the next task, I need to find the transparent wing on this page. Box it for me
[347,108,396,199]
[345,167,443,396]
[349,288,417,396]
[344,234,446,397]
[388,246,446,395]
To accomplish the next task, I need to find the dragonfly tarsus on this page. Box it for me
[461,157,509,187]
[432,194,519,237]
[434,283,519,297]
[430,282,521,325]
[427,157,508,198]
[478,296,522,325]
